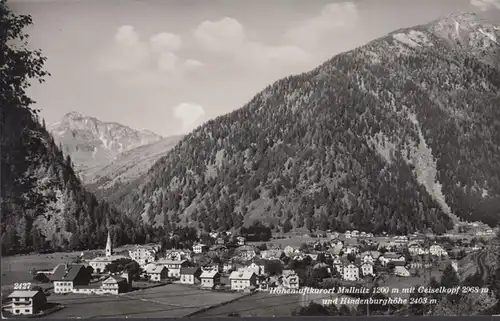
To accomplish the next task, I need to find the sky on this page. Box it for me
[9,0,500,136]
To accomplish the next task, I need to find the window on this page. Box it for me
[25,309,30,313]
[15,310,20,314]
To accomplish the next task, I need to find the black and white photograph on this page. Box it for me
[1,0,500,317]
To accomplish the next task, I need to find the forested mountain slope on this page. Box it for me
[1,108,148,255]
[114,12,500,234]
[0,3,150,255]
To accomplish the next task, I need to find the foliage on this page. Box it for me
[113,15,500,234]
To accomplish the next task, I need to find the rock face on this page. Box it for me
[1,109,141,255]
[50,112,163,182]
[113,12,500,234]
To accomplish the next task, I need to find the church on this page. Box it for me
[87,231,130,273]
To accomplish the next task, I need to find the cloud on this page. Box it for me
[193,17,246,55]
[284,2,359,50]
[173,102,206,133]
[158,52,178,72]
[193,17,311,69]
[149,32,182,52]
[470,0,500,10]
[100,26,183,77]
[184,59,204,70]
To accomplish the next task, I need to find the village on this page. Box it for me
[1,222,496,318]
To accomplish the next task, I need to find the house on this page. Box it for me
[222,261,235,273]
[250,258,266,275]
[351,230,360,237]
[199,270,221,289]
[342,264,359,281]
[236,236,246,246]
[328,232,339,239]
[429,244,448,257]
[408,244,428,256]
[216,237,226,245]
[344,246,359,255]
[379,253,406,266]
[156,259,189,278]
[8,290,47,315]
[229,270,257,291]
[260,249,285,260]
[360,263,374,277]
[394,266,410,277]
[180,267,202,285]
[52,264,91,294]
[344,231,352,239]
[281,270,299,289]
[88,231,130,273]
[237,245,256,260]
[202,263,221,273]
[165,249,192,261]
[101,275,129,294]
[193,243,208,254]
[284,246,297,257]
[332,257,344,274]
[129,245,158,266]
[360,254,374,264]
[145,265,168,282]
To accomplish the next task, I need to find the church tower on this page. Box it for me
[105,231,112,257]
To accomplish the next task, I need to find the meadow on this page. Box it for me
[46,283,244,318]
[193,291,301,317]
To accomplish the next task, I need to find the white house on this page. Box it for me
[429,244,448,257]
[408,244,428,256]
[8,290,47,315]
[344,246,359,255]
[129,245,158,266]
[193,243,208,254]
[281,270,299,289]
[360,263,374,277]
[361,254,374,264]
[199,270,221,289]
[156,259,189,278]
[379,253,406,266]
[145,265,168,282]
[344,231,352,239]
[180,267,201,285]
[343,264,359,281]
[394,266,410,277]
[229,270,257,291]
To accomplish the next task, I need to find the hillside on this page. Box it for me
[87,135,183,196]
[0,107,152,255]
[1,3,151,255]
[50,112,162,182]
[114,12,500,234]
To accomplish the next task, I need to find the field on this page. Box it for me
[1,252,83,297]
[193,292,301,317]
[46,283,244,318]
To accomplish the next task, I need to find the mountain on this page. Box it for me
[114,12,500,234]
[1,107,152,255]
[86,135,183,197]
[50,112,163,182]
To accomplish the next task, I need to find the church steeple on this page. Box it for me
[105,231,112,257]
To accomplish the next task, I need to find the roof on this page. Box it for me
[88,255,129,262]
[200,270,219,278]
[180,267,201,275]
[157,259,187,265]
[383,252,404,259]
[229,270,255,280]
[8,291,41,298]
[145,265,167,274]
[252,258,266,265]
[103,276,127,284]
[52,264,86,281]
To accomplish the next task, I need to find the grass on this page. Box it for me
[46,283,244,318]
[194,292,301,317]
